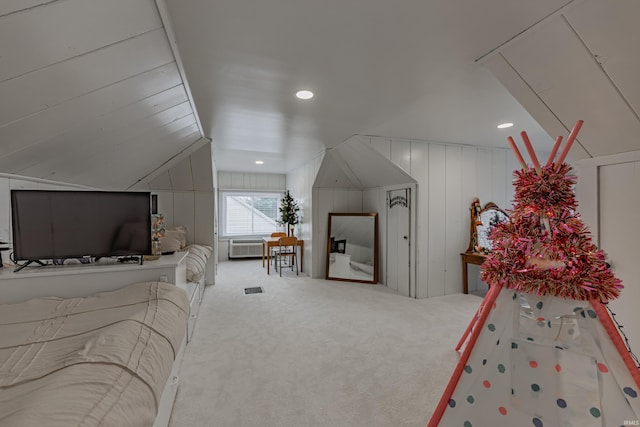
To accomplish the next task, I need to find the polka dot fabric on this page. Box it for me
[433,290,640,426]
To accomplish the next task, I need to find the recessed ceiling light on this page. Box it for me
[497,122,514,129]
[295,90,314,100]
[255,160,264,165]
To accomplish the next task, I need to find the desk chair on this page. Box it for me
[275,236,298,276]
[270,232,287,265]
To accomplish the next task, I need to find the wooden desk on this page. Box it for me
[262,238,304,275]
[461,251,486,294]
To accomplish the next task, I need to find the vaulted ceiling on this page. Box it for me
[0,0,207,190]
[1,0,638,190]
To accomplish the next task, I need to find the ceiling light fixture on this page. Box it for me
[255,160,264,165]
[295,90,314,100]
[497,122,514,129]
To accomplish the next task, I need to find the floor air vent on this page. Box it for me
[244,287,264,295]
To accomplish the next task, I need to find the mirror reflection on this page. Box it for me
[326,213,378,284]
[475,203,509,253]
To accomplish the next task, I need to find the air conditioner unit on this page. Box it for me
[228,239,263,259]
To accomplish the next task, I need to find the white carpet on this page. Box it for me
[169,259,482,427]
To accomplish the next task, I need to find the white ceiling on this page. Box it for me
[485,0,640,160]
[161,0,565,173]
[1,0,639,188]
[0,0,207,190]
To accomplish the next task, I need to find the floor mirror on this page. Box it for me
[326,212,378,284]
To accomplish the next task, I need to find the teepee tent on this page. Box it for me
[429,121,640,427]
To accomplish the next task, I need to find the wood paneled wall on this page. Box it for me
[366,136,521,297]
[575,151,640,359]
[287,153,325,276]
[0,0,203,190]
[217,172,286,192]
[141,144,216,284]
[483,2,640,162]
[300,136,525,297]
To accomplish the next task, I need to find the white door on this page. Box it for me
[387,188,411,296]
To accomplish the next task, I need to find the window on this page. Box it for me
[220,191,280,237]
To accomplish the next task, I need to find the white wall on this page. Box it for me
[287,152,325,276]
[0,144,218,285]
[216,171,287,262]
[363,136,522,298]
[142,144,216,284]
[302,136,522,298]
[575,151,640,356]
[218,172,286,191]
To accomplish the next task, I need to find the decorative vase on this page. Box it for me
[152,239,161,256]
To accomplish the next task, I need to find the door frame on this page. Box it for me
[574,150,640,245]
[380,183,417,298]
[575,150,640,361]
[386,187,411,297]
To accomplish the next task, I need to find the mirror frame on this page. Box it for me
[468,200,509,254]
[326,212,379,284]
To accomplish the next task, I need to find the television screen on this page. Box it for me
[11,190,151,262]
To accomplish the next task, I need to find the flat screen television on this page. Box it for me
[11,190,151,265]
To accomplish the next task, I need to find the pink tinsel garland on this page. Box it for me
[481,163,623,302]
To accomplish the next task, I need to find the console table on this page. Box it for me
[461,198,509,294]
[0,252,187,304]
[461,251,486,294]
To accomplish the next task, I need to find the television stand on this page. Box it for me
[14,259,46,273]
[116,255,143,265]
[14,255,144,272]
[0,252,188,304]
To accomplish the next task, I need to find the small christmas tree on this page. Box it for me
[279,190,300,236]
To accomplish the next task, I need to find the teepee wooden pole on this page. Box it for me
[590,299,640,389]
[520,131,542,175]
[455,306,479,354]
[507,136,527,169]
[546,135,563,166]
[556,119,584,166]
[428,284,503,427]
